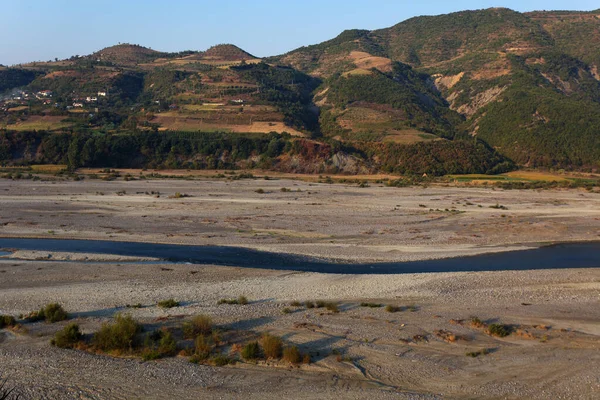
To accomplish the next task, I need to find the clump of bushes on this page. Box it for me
[183,315,213,338]
[23,303,68,323]
[218,296,249,305]
[290,301,302,307]
[261,333,283,359]
[51,323,83,349]
[93,314,141,353]
[311,300,339,312]
[0,315,16,329]
[487,323,513,338]
[282,307,293,314]
[157,299,180,309]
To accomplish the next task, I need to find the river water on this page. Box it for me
[0,238,599,275]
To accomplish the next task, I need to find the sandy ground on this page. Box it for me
[0,178,599,399]
[0,178,599,262]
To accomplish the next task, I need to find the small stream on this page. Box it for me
[0,238,599,275]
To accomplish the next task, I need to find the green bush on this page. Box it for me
[157,299,180,309]
[466,348,490,357]
[325,302,339,313]
[158,330,177,355]
[194,335,213,360]
[360,303,383,308]
[51,323,82,349]
[211,354,232,366]
[218,296,249,305]
[305,301,315,309]
[183,315,213,338]
[315,300,326,308]
[261,333,283,359]
[0,315,16,329]
[488,323,513,337]
[43,303,68,323]
[290,301,302,307]
[93,314,142,352]
[283,346,302,364]
[241,341,260,360]
[385,305,401,313]
[282,308,293,314]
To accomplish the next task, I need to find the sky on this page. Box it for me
[0,0,598,65]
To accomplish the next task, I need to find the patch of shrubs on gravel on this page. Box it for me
[93,314,142,353]
[385,305,402,313]
[360,302,383,308]
[466,348,490,357]
[157,299,180,309]
[218,296,249,305]
[183,315,213,338]
[141,328,177,361]
[240,334,309,365]
[487,323,513,338]
[51,323,83,349]
[22,303,68,323]
[0,315,16,329]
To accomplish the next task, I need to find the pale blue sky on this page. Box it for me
[0,0,597,65]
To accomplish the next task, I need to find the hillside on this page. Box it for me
[1,8,599,173]
[272,8,600,168]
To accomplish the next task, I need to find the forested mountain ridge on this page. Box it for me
[1,8,599,173]
[272,8,600,169]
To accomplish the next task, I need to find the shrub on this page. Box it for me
[315,300,326,308]
[241,341,260,360]
[0,315,16,329]
[385,305,401,313]
[211,354,232,366]
[93,314,142,352]
[51,323,82,349]
[43,303,68,323]
[470,317,486,328]
[194,335,213,360]
[360,303,383,308]
[302,354,311,364]
[282,308,292,314]
[466,348,490,357]
[255,188,265,194]
[218,296,249,305]
[158,330,177,355]
[261,333,283,359]
[488,323,513,338]
[157,299,180,309]
[126,303,143,309]
[305,301,315,309]
[141,348,161,361]
[325,302,339,313]
[283,346,302,364]
[290,301,302,307]
[183,315,213,338]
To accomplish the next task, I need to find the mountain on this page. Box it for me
[271,8,600,168]
[89,44,163,65]
[1,8,599,173]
